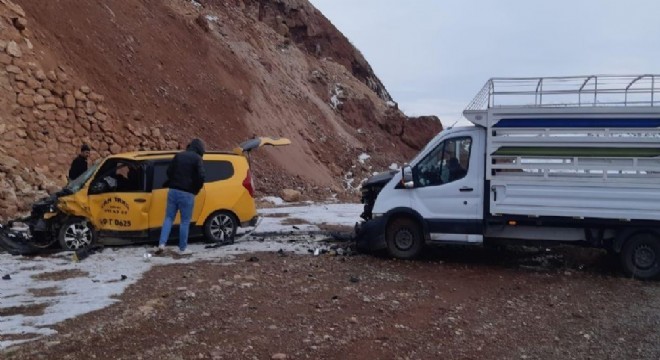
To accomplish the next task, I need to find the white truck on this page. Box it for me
[356,75,660,279]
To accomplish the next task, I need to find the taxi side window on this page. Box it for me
[150,160,234,190]
[151,162,169,190]
[90,160,144,194]
[204,160,234,183]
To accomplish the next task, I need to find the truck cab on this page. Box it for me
[363,126,486,258]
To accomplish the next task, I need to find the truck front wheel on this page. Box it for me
[386,217,424,259]
[621,232,660,280]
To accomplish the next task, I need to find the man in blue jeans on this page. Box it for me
[156,139,206,255]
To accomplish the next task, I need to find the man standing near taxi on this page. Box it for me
[156,138,206,255]
[68,144,91,181]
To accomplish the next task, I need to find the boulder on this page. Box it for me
[0,154,20,172]
[132,110,144,121]
[6,41,22,57]
[84,101,97,115]
[36,103,57,112]
[34,70,47,81]
[6,64,22,74]
[37,88,51,97]
[26,78,40,89]
[12,17,28,31]
[280,189,301,202]
[88,92,104,102]
[46,70,57,82]
[32,94,45,105]
[0,53,12,65]
[110,144,122,154]
[74,90,86,101]
[16,93,34,107]
[64,94,76,108]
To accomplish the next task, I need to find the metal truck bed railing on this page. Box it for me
[465,75,660,111]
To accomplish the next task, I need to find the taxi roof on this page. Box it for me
[105,150,238,161]
[103,137,291,161]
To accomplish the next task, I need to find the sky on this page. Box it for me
[0,201,362,349]
[308,0,660,127]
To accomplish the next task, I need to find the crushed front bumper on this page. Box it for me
[0,224,40,255]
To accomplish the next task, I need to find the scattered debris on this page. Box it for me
[72,245,105,262]
[349,276,359,283]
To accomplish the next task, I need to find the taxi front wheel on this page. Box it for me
[58,218,96,251]
[203,211,238,244]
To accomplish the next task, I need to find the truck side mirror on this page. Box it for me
[401,166,414,189]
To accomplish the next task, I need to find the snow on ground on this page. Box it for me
[260,196,285,206]
[0,202,362,349]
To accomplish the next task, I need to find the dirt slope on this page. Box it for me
[0,0,442,220]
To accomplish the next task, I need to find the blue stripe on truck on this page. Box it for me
[494,118,660,128]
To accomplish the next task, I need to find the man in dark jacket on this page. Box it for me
[68,144,91,181]
[157,139,206,255]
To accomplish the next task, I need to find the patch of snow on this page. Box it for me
[205,15,219,22]
[389,163,400,170]
[386,100,397,108]
[343,171,355,190]
[190,0,202,7]
[260,196,285,206]
[330,94,341,110]
[329,84,344,110]
[0,202,363,349]
[358,153,371,164]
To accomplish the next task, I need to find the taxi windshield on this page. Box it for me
[66,160,100,193]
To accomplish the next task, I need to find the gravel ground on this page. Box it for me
[2,244,659,360]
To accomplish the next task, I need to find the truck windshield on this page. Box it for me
[66,160,100,193]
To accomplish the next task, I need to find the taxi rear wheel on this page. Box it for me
[203,211,238,244]
[58,218,96,251]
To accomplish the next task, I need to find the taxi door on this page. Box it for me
[87,160,151,237]
[148,161,206,230]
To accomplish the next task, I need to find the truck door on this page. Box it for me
[410,130,484,242]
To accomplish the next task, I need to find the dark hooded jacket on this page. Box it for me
[165,139,206,195]
[68,155,88,181]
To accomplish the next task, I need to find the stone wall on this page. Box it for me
[0,0,179,221]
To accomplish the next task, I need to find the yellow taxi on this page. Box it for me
[25,137,290,251]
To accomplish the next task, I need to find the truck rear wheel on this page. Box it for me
[386,217,424,259]
[621,232,660,280]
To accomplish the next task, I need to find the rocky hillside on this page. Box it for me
[0,0,442,220]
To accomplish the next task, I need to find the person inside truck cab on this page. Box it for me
[447,157,467,182]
